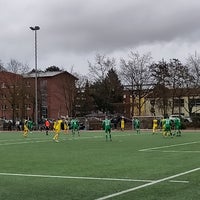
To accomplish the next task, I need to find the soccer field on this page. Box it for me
[0,130,199,200]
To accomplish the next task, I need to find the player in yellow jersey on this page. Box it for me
[161,118,166,136]
[120,117,125,131]
[152,118,158,134]
[23,120,29,137]
[53,118,63,142]
[64,118,69,134]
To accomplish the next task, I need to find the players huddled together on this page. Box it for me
[22,114,182,142]
[22,117,81,142]
[153,116,182,137]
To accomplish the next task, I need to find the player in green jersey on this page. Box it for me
[134,118,140,134]
[163,118,172,137]
[102,116,112,141]
[70,118,80,137]
[174,117,181,136]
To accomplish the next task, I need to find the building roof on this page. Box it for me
[0,70,22,78]
[0,65,7,72]
[23,70,78,80]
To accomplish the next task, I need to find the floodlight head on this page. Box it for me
[30,26,40,31]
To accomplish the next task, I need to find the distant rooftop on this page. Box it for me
[23,70,78,79]
[0,65,7,72]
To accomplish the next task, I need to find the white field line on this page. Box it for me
[0,135,100,146]
[152,150,200,153]
[0,133,132,146]
[169,180,189,183]
[139,141,200,152]
[0,172,153,183]
[0,137,52,142]
[0,172,189,184]
[0,139,53,146]
[95,167,200,200]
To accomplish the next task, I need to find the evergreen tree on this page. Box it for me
[91,68,123,114]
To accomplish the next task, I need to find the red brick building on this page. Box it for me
[0,70,23,120]
[0,70,77,122]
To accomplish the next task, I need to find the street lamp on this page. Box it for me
[30,26,40,129]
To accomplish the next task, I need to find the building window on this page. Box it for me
[26,93,30,99]
[1,105,7,110]
[26,81,31,87]
[0,94,6,99]
[16,104,20,110]
[25,104,31,110]
[189,98,200,106]
[174,99,184,107]
[1,82,6,88]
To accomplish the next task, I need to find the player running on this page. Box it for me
[53,118,63,142]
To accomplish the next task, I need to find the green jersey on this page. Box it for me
[71,119,79,130]
[103,119,111,133]
[174,117,181,129]
[134,119,140,129]
[165,118,171,131]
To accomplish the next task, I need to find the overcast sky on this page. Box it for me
[1,0,200,75]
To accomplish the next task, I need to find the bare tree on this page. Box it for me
[187,53,200,87]
[0,60,5,71]
[88,54,116,82]
[2,59,31,121]
[120,51,153,116]
[61,72,78,117]
[7,59,29,74]
[186,53,200,116]
[149,60,171,117]
[167,59,190,115]
[74,74,95,116]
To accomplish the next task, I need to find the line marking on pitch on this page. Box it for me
[139,141,200,152]
[95,167,200,200]
[154,150,200,153]
[0,139,53,146]
[0,172,154,183]
[0,172,189,184]
[0,133,132,146]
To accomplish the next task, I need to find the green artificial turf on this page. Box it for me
[0,130,199,199]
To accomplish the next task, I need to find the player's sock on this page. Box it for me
[109,134,112,141]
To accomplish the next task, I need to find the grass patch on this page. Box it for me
[0,130,199,199]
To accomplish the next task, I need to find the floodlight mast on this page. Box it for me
[30,26,40,129]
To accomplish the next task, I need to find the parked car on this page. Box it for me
[169,114,192,123]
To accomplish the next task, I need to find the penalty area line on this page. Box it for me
[0,172,189,184]
[95,167,200,200]
[139,141,200,152]
[0,172,154,183]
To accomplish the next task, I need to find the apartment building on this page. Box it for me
[0,70,77,122]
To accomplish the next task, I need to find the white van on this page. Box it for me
[169,115,192,123]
